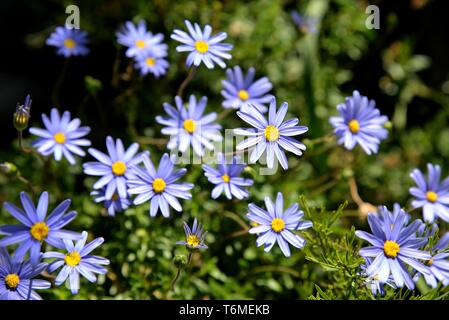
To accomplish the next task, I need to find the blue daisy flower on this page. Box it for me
[176,218,208,250]
[43,231,109,295]
[0,191,81,264]
[127,153,193,218]
[410,163,449,223]
[116,20,168,58]
[221,66,273,113]
[171,20,233,69]
[247,192,312,257]
[202,154,253,200]
[234,97,308,170]
[29,108,91,164]
[156,95,222,157]
[83,136,147,200]
[134,53,169,78]
[291,10,320,34]
[356,205,431,290]
[0,248,50,300]
[46,26,89,57]
[90,188,130,217]
[414,232,449,288]
[329,90,388,155]
[360,257,396,296]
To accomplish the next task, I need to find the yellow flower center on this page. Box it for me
[111,193,119,201]
[183,119,196,134]
[384,240,400,258]
[348,119,360,134]
[194,40,209,53]
[111,161,127,176]
[271,218,285,233]
[30,222,49,241]
[264,125,280,142]
[238,90,250,101]
[427,258,434,266]
[222,174,230,183]
[152,178,166,193]
[53,132,66,144]
[145,57,155,66]
[135,39,146,49]
[64,38,76,49]
[187,234,201,247]
[5,274,20,289]
[64,251,81,267]
[426,191,438,203]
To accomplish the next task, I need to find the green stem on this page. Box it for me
[170,252,193,292]
[176,66,196,98]
[51,59,70,108]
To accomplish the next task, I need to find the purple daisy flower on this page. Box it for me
[176,218,208,250]
[83,136,147,200]
[355,205,431,290]
[0,191,81,264]
[46,26,89,57]
[409,163,449,223]
[90,188,130,217]
[360,257,396,296]
[221,66,273,113]
[116,20,168,58]
[202,154,253,200]
[414,232,449,288]
[171,20,233,69]
[29,108,91,164]
[127,153,194,218]
[156,95,222,157]
[134,53,169,78]
[247,192,312,257]
[329,90,388,155]
[234,97,308,170]
[43,231,109,295]
[0,248,50,300]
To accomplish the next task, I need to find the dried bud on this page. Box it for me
[13,94,32,131]
[173,254,188,269]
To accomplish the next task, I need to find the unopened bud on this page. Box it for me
[13,95,32,131]
[173,254,188,269]
[0,162,19,178]
[384,121,393,130]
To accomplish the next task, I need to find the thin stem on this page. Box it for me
[51,58,69,108]
[186,251,193,266]
[348,176,364,207]
[176,66,197,98]
[217,108,234,121]
[170,268,182,291]
[18,131,32,154]
[18,175,36,196]
[136,136,169,146]
[223,211,250,230]
[170,252,193,292]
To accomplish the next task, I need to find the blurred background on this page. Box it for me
[0,0,449,299]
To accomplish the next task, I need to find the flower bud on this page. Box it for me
[13,95,32,131]
[0,162,19,178]
[173,254,187,269]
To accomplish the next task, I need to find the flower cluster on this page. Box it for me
[0,192,108,299]
[9,13,440,301]
[116,20,169,78]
